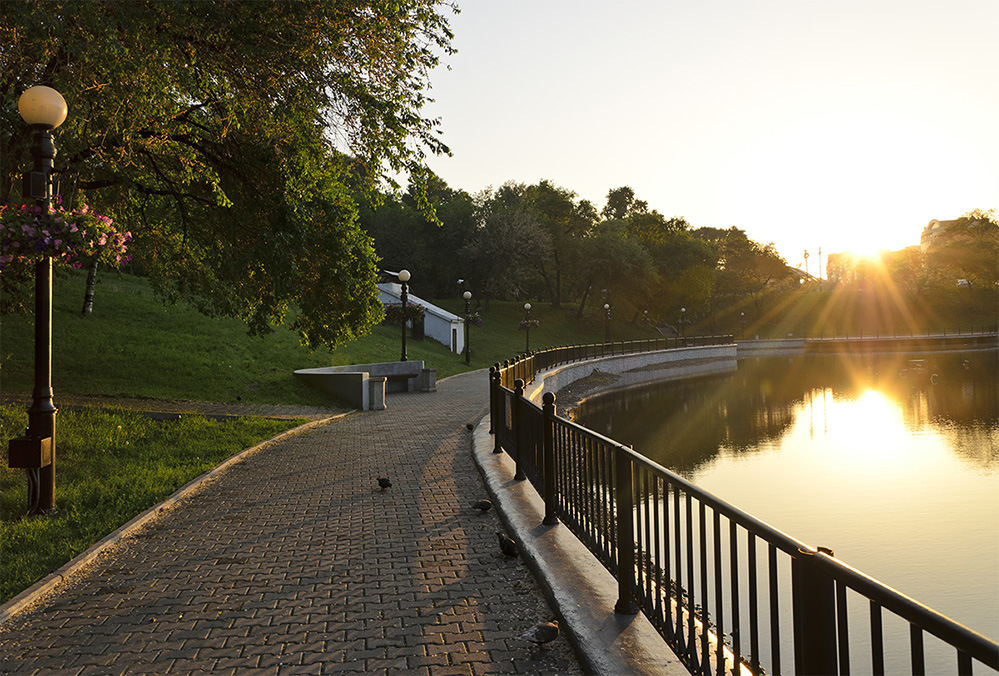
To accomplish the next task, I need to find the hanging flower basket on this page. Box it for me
[519,319,540,330]
[0,201,131,271]
[465,312,483,327]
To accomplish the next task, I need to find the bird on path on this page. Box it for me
[497,531,519,557]
[377,477,392,491]
[519,620,559,649]
[472,499,492,513]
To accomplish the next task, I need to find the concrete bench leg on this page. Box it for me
[368,377,387,410]
[420,368,437,392]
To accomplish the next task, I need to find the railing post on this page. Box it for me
[488,365,497,435]
[614,447,639,614]
[513,379,526,480]
[792,547,838,675]
[542,392,558,526]
[493,364,506,454]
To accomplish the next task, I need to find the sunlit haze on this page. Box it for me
[422,1,999,270]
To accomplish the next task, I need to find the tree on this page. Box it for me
[572,222,658,319]
[359,170,477,299]
[885,246,933,304]
[926,209,999,309]
[1,1,456,349]
[705,227,790,313]
[460,184,551,304]
[523,180,595,308]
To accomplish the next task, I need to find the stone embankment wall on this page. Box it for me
[522,345,738,415]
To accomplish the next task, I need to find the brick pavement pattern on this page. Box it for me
[1,370,585,675]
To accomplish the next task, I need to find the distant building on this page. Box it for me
[378,271,466,355]
[920,219,959,252]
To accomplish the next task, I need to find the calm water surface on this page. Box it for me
[576,352,999,645]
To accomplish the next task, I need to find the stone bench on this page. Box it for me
[294,361,436,411]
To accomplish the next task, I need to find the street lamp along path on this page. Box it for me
[398,269,410,362]
[463,290,472,364]
[8,86,69,516]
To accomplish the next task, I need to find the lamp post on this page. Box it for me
[680,307,686,339]
[740,312,746,340]
[603,303,611,343]
[463,290,472,365]
[523,303,532,352]
[11,86,68,516]
[398,269,410,362]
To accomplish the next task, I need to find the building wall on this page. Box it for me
[378,283,465,354]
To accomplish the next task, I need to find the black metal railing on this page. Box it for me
[801,325,999,341]
[494,335,734,390]
[489,341,999,676]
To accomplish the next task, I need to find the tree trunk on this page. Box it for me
[81,258,99,315]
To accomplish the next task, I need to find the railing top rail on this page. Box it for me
[557,415,812,555]
[491,337,999,667]
[816,551,999,667]
[554,417,999,665]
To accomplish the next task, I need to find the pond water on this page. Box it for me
[575,351,999,653]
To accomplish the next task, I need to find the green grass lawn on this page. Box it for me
[0,405,302,603]
[0,269,993,603]
[0,270,655,405]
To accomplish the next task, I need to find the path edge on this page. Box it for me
[0,415,344,626]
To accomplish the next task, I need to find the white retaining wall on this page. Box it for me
[523,345,738,404]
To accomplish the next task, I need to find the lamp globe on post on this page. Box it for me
[398,269,411,362]
[680,307,686,339]
[523,303,532,353]
[12,85,68,516]
[603,303,611,343]
[463,290,472,365]
[740,311,746,340]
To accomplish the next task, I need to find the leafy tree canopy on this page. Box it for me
[1,0,456,349]
[927,209,998,287]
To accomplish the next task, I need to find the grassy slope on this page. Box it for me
[0,270,656,404]
[2,271,993,406]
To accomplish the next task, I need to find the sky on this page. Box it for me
[419,0,999,272]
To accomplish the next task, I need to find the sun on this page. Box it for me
[842,244,889,262]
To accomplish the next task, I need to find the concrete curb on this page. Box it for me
[0,415,343,626]
[470,419,689,676]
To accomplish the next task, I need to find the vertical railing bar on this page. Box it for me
[748,533,760,674]
[663,477,674,638]
[614,448,639,615]
[674,484,684,648]
[686,492,696,665]
[870,600,885,676]
[836,578,850,674]
[553,422,563,518]
[653,475,664,628]
[730,520,742,676]
[635,466,645,607]
[910,625,925,676]
[583,435,593,554]
[714,509,725,676]
[957,649,973,675]
[699,501,710,672]
[566,428,575,520]
[604,440,613,565]
[641,469,653,614]
[768,543,781,676]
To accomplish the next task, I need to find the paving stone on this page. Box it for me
[0,372,584,675]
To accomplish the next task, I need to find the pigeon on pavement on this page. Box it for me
[497,531,518,557]
[472,499,492,513]
[377,477,392,491]
[519,620,559,649]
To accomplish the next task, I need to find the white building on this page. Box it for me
[377,279,466,355]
